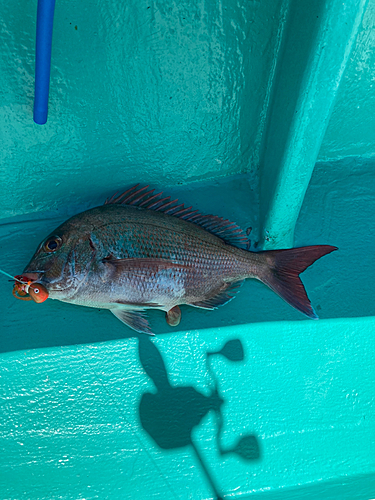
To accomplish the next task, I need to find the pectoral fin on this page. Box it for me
[111,309,154,335]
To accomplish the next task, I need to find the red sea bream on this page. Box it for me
[20,185,337,334]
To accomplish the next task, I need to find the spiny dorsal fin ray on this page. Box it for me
[104,185,250,250]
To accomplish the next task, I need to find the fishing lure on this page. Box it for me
[0,269,48,303]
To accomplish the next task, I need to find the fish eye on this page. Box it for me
[43,236,62,253]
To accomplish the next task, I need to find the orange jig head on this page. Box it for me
[13,276,49,303]
[28,283,49,303]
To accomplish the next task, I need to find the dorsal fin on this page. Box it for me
[104,184,250,250]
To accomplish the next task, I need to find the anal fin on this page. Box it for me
[190,280,244,310]
[111,309,154,335]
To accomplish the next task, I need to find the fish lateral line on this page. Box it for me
[102,256,192,273]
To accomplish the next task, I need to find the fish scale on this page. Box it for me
[93,220,245,281]
[19,185,337,334]
[90,220,246,302]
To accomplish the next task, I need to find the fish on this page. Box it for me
[19,184,337,334]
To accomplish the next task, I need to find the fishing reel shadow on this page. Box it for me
[1,285,278,354]
[0,298,258,353]
[138,337,261,500]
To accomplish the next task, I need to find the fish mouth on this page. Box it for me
[21,272,41,282]
[21,269,77,295]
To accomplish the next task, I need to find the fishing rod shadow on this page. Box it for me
[137,336,261,499]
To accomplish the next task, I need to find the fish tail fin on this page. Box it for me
[258,245,337,319]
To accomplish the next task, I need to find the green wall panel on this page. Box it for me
[3,0,374,223]
[1,0,287,219]
[1,159,375,498]
[319,0,375,161]
[1,158,374,354]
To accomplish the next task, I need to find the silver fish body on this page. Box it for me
[22,186,337,334]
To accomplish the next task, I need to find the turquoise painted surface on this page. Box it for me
[1,0,375,498]
[0,0,285,219]
[1,318,374,499]
[258,0,368,248]
[1,158,375,353]
[1,159,375,499]
[319,0,375,160]
[2,0,375,223]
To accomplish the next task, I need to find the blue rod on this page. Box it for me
[33,0,56,125]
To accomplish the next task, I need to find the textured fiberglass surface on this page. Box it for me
[1,158,375,353]
[1,0,277,218]
[1,318,375,499]
[1,0,375,498]
[319,0,375,161]
[1,159,375,498]
[1,0,375,220]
